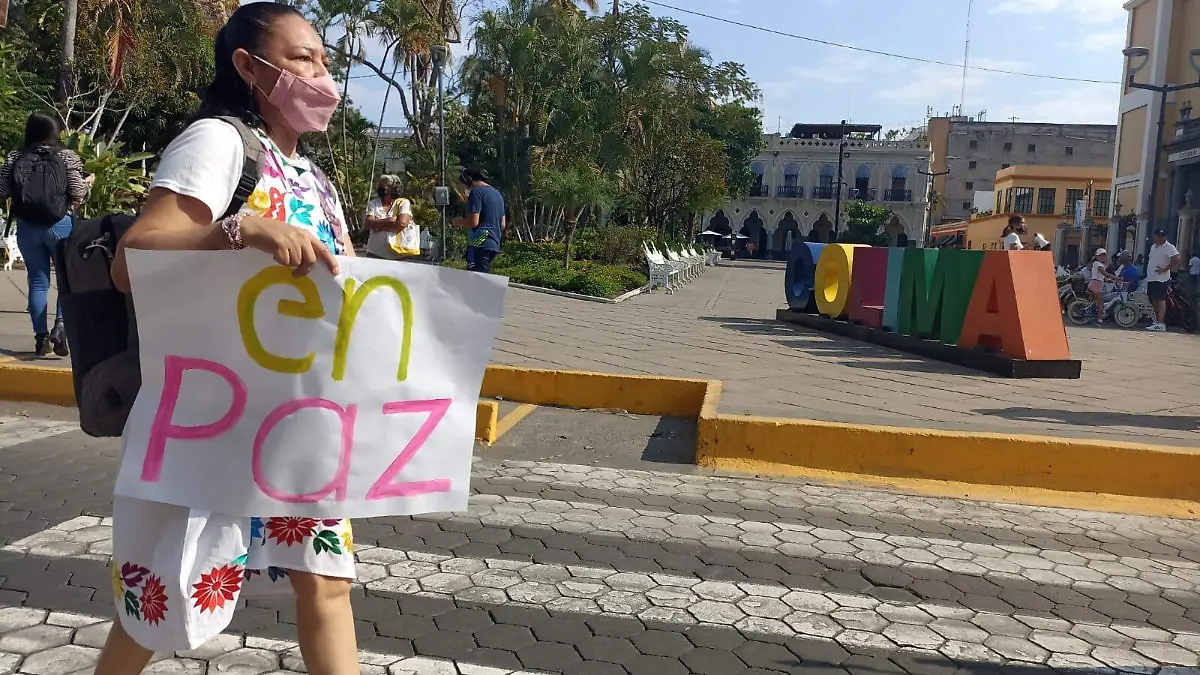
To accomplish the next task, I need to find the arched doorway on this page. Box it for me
[773,211,800,259]
[810,213,833,242]
[885,215,906,245]
[741,210,765,258]
[708,210,732,235]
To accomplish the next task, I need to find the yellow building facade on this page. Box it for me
[929,166,1112,264]
[1109,0,1200,257]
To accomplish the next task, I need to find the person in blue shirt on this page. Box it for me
[452,166,505,273]
[1117,250,1141,291]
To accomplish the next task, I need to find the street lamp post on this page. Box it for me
[917,168,950,246]
[833,120,848,239]
[1122,46,1200,254]
[431,44,449,262]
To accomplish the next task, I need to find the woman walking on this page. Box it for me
[101,4,358,673]
[0,112,91,356]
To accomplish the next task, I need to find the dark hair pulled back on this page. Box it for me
[23,112,64,150]
[194,2,306,127]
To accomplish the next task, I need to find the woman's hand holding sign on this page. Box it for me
[241,215,340,277]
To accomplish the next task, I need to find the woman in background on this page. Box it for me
[0,112,92,356]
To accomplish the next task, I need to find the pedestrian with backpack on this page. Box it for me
[88,5,360,673]
[0,112,91,356]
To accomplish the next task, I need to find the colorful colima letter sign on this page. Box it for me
[784,245,1069,360]
[115,250,507,519]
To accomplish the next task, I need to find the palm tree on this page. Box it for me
[533,163,613,268]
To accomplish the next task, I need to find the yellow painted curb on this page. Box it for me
[482,365,709,417]
[493,403,537,444]
[0,363,75,407]
[695,413,1200,505]
[475,400,499,445]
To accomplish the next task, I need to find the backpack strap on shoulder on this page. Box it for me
[212,116,265,221]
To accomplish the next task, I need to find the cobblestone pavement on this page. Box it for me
[2,267,1198,446]
[4,412,1200,674]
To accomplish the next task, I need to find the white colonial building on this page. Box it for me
[701,124,932,258]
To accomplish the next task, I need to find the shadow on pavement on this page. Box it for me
[485,405,698,473]
[979,406,1200,432]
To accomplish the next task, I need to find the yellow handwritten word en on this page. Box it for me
[237,266,326,374]
[333,276,413,382]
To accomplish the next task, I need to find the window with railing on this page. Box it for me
[819,165,835,188]
[968,160,977,169]
[777,185,804,198]
[1037,188,1056,215]
[1004,189,1013,213]
[1092,189,1111,217]
[1065,189,1084,215]
[1013,187,1034,214]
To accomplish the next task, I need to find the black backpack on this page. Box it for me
[55,117,265,437]
[11,146,72,225]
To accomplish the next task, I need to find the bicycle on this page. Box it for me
[1165,281,1197,333]
[1066,293,1125,326]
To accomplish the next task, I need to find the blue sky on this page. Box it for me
[341,0,1130,133]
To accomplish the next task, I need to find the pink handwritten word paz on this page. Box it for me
[142,354,453,504]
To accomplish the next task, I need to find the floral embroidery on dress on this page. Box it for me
[288,198,314,226]
[266,517,318,546]
[247,189,271,213]
[265,188,287,221]
[260,517,346,555]
[114,561,168,626]
[192,564,243,613]
[140,576,169,625]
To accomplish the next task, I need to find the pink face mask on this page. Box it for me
[252,54,341,133]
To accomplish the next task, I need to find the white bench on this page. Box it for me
[643,243,680,293]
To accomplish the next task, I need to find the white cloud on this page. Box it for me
[877,58,1026,103]
[785,50,888,85]
[990,0,1126,25]
[1011,83,1122,125]
[1077,27,1126,53]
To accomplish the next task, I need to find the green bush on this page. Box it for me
[576,226,656,266]
[441,233,650,299]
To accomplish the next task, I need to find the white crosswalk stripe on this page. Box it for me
[0,415,78,451]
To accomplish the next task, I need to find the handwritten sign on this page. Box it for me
[115,250,507,519]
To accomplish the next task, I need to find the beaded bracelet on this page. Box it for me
[220,212,246,251]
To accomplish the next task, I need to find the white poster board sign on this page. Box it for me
[115,250,507,519]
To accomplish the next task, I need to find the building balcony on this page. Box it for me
[884,189,913,202]
[812,186,836,200]
[749,184,770,198]
[777,185,804,198]
[848,188,877,201]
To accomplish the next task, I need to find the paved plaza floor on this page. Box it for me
[489,262,1200,448]
[3,403,1200,674]
[3,263,1198,447]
